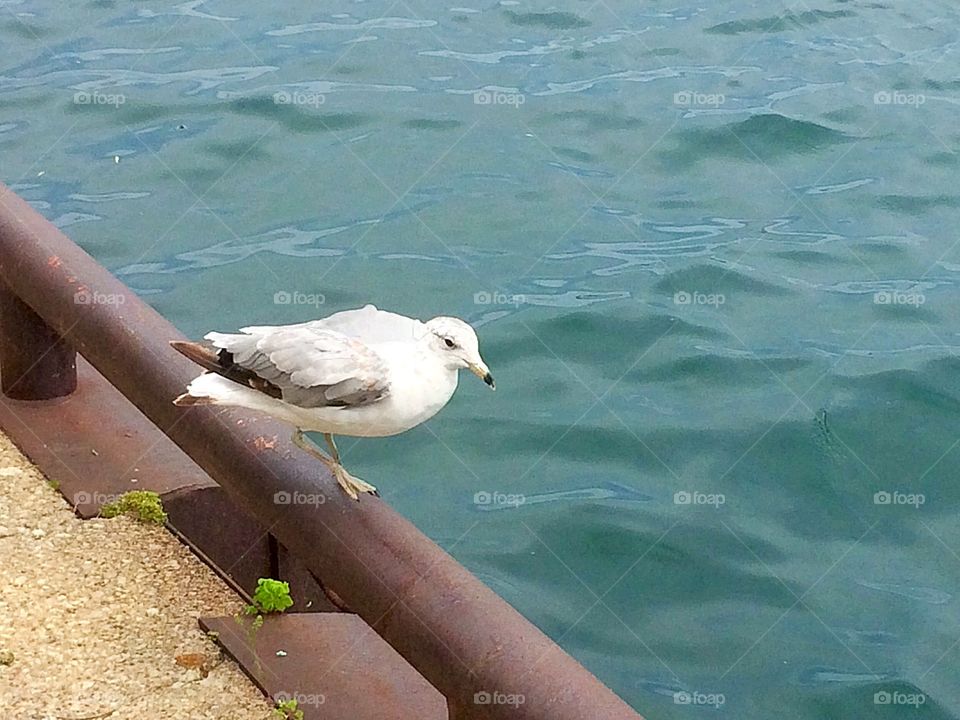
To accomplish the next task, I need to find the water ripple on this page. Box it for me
[137,0,237,21]
[52,212,101,229]
[519,290,631,307]
[217,80,418,100]
[803,178,875,195]
[857,580,952,605]
[548,216,745,275]
[422,40,567,65]
[821,279,948,295]
[535,66,759,96]
[69,191,151,203]
[762,218,845,245]
[50,47,182,62]
[1,66,276,95]
[267,17,438,36]
[115,202,435,278]
[801,341,960,359]
[474,482,651,512]
[421,29,646,65]
[547,161,613,178]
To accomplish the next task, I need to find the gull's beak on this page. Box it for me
[469,361,495,390]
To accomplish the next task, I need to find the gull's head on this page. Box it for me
[423,316,495,389]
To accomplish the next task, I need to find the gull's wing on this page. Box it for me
[241,304,426,345]
[205,325,390,409]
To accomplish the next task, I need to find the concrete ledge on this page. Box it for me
[201,613,446,720]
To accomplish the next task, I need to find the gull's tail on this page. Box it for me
[174,372,252,407]
[170,340,222,373]
[171,340,222,406]
[172,391,214,407]
[170,339,282,406]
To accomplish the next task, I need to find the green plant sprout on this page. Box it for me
[245,578,294,615]
[100,491,167,524]
[233,579,294,675]
[237,578,294,640]
[274,698,303,720]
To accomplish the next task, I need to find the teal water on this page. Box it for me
[3,2,959,717]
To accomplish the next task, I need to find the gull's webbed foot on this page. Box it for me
[332,464,378,501]
[291,429,377,501]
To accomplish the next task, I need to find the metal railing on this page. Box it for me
[0,181,643,720]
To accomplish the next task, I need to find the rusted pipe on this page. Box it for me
[0,182,642,720]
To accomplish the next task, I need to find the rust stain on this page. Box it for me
[253,435,278,451]
[174,652,216,678]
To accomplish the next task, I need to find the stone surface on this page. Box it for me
[0,431,275,719]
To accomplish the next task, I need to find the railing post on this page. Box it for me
[447,698,478,719]
[0,281,77,400]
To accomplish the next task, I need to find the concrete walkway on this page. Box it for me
[0,431,275,720]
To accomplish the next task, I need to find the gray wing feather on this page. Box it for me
[205,325,390,409]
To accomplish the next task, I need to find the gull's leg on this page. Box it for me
[290,429,377,500]
[291,429,358,500]
[292,428,335,464]
[323,433,379,498]
[322,433,342,463]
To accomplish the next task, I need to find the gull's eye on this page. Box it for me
[444,337,457,349]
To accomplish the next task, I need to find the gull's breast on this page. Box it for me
[368,351,459,436]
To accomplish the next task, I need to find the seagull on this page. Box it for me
[170,304,494,500]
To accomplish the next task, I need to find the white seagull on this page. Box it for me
[170,304,494,500]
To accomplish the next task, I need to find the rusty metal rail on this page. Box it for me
[0,181,643,720]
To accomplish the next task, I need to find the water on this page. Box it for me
[3,2,959,717]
